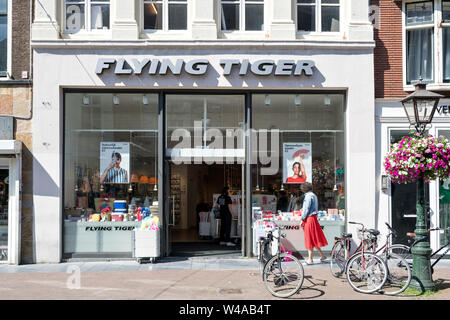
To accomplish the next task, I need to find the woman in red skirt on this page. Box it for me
[300,183,328,264]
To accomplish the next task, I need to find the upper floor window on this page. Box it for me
[405,1,434,84]
[65,0,110,32]
[143,0,187,31]
[296,0,340,32]
[221,0,264,31]
[0,0,7,76]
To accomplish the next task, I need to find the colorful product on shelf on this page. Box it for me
[139,215,160,231]
[111,214,124,222]
[114,200,127,213]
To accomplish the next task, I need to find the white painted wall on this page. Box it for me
[32,0,373,42]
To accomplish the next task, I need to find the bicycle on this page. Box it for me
[344,222,388,294]
[406,226,450,275]
[375,223,412,295]
[257,223,305,298]
[329,221,382,278]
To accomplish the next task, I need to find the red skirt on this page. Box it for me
[303,215,328,250]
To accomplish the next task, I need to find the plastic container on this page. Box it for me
[133,228,160,263]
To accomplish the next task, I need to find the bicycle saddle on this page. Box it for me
[368,229,380,236]
[341,233,352,238]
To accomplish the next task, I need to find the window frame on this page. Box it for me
[0,0,11,78]
[142,0,189,33]
[295,0,341,34]
[220,0,265,33]
[63,0,111,34]
[402,0,450,90]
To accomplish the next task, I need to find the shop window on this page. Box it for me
[65,0,110,32]
[296,0,340,33]
[221,0,264,31]
[0,0,7,76]
[405,1,434,84]
[63,93,159,256]
[251,93,345,254]
[437,130,450,247]
[143,0,188,31]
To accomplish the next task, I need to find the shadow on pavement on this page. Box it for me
[286,275,327,300]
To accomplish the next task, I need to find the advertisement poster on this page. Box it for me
[283,143,312,184]
[99,142,130,184]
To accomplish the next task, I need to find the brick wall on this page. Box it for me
[11,0,31,80]
[372,0,406,99]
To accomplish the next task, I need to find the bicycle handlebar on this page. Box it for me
[429,227,450,232]
[385,222,397,238]
[349,221,365,229]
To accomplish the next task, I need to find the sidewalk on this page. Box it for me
[0,256,449,300]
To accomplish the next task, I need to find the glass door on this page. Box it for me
[165,94,245,253]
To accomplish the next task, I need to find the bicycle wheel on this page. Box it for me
[388,244,412,263]
[330,240,346,277]
[263,252,304,298]
[379,252,411,295]
[346,252,388,294]
[258,241,272,279]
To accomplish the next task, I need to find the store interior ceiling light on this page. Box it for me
[83,96,90,105]
[143,95,149,105]
[113,95,120,105]
[295,95,302,106]
[265,95,270,106]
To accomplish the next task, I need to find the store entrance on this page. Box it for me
[165,93,245,256]
[0,169,8,261]
[168,162,243,256]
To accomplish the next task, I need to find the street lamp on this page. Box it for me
[400,79,443,291]
[401,79,443,135]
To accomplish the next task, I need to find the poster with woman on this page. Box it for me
[283,143,312,184]
[99,142,130,184]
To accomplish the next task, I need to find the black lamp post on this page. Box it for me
[400,79,443,291]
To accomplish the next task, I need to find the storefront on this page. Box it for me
[31,42,376,262]
[377,99,450,254]
[0,120,22,264]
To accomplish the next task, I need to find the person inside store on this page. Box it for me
[100,152,128,184]
[300,182,328,264]
[288,190,304,212]
[215,186,236,247]
[277,190,289,212]
[286,156,307,183]
[287,185,303,212]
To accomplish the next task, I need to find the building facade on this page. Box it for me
[0,0,33,265]
[374,0,450,251]
[28,0,375,263]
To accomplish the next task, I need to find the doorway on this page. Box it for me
[165,94,245,256]
[168,163,243,256]
[390,130,429,245]
[0,169,8,261]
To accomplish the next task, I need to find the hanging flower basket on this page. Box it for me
[384,133,450,184]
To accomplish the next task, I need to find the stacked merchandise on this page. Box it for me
[134,202,160,262]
